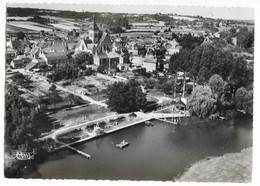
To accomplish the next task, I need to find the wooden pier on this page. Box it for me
[56,141,92,159]
[154,118,178,125]
[66,145,92,159]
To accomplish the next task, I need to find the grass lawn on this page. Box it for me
[177,147,252,182]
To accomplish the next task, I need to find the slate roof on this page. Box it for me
[98,32,111,45]
[99,53,109,59]
[107,51,120,58]
[44,52,68,60]
[25,62,37,70]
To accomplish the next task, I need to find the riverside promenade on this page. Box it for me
[53,111,189,150]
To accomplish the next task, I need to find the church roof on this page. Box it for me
[107,51,120,58]
[98,32,111,45]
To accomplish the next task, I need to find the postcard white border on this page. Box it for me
[1,1,259,186]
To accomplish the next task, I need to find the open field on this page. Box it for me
[170,15,197,21]
[7,21,54,32]
[7,16,33,20]
[49,23,79,30]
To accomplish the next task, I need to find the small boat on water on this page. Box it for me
[116,140,129,149]
[219,116,228,120]
[145,121,154,126]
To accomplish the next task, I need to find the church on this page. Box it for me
[75,16,124,70]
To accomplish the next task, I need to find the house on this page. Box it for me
[25,56,47,71]
[143,54,157,72]
[10,57,24,69]
[94,51,121,70]
[126,41,139,56]
[232,37,237,46]
[117,63,131,71]
[75,39,95,54]
[40,52,69,68]
[43,41,68,53]
[6,48,17,64]
[131,56,144,68]
[10,54,33,69]
[165,39,181,55]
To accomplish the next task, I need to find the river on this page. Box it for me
[27,116,252,181]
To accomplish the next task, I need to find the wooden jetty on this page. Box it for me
[154,118,178,125]
[116,140,129,149]
[66,145,92,159]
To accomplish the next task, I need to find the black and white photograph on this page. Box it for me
[1,0,259,184]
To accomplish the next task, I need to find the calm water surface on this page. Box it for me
[28,117,252,180]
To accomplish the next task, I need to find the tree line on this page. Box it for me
[5,84,49,177]
[169,41,254,118]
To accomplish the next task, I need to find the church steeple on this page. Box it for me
[89,14,99,43]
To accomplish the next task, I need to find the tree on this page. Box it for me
[154,30,160,35]
[74,51,93,66]
[226,37,233,45]
[169,48,192,97]
[48,84,61,108]
[48,90,62,108]
[229,27,236,36]
[65,93,84,106]
[236,27,254,49]
[65,93,75,105]
[49,84,56,92]
[172,32,178,40]
[106,79,147,113]
[17,32,25,40]
[230,58,252,94]
[235,87,247,109]
[187,85,216,118]
[97,65,106,74]
[10,72,30,87]
[243,90,253,115]
[177,33,204,49]
[5,84,49,178]
[208,74,225,100]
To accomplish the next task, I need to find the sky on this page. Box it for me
[7,2,255,20]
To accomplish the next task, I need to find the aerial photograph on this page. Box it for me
[4,2,254,183]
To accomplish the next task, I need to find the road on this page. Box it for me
[21,69,107,107]
[42,113,119,139]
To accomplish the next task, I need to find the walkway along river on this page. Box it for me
[27,116,252,181]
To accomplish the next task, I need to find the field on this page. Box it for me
[6,16,82,32]
[49,23,79,30]
[7,16,33,20]
[170,15,197,21]
[7,21,54,32]
[42,16,81,30]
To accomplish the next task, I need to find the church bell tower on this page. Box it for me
[89,14,99,43]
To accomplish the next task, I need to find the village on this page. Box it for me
[4,6,254,181]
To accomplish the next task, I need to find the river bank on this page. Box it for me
[176,147,252,183]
